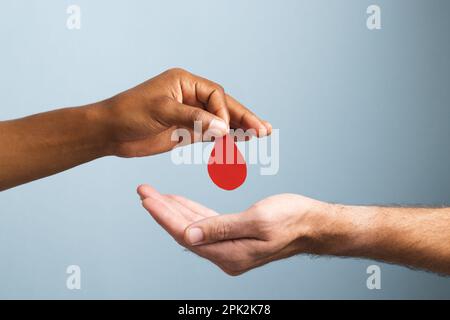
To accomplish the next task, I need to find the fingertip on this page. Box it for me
[258,126,266,137]
[243,115,269,138]
[137,184,159,200]
[256,121,272,137]
[263,121,273,135]
[209,118,229,134]
[137,184,147,200]
[183,227,192,245]
[184,226,205,246]
[204,118,229,141]
[218,110,231,130]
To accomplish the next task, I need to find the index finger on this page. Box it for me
[226,94,272,137]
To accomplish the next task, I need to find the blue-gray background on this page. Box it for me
[0,0,449,299]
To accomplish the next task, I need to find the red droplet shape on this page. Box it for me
[208,134,247,191]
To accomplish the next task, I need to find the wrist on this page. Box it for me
[82,100,117,157]
[300,202,380,257]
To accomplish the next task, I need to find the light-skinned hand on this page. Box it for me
[137,184,336,276]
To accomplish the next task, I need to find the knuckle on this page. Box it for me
[189,108,204,122]
[155,96,173,108]
[213,221,232,241]
[167,67,187,78]
[169,67,185,74]
[166,194,181,202]
[213,83,225,95]
[253,208,272,223]
[252,212,274,236]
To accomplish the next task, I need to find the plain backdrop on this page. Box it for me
[0,0,449,299]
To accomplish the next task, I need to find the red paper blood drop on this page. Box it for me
[208,134,247,190]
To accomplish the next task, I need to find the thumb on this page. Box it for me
[165,100,229,138]
[184,213,257,246]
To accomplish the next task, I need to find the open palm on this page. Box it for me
[137,185,322,275]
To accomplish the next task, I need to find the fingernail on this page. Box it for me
[208,119,228,137]
[248,129,257,137]
[258,126,268,137]
[187,227,204,245]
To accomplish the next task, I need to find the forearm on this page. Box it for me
[311,204,450,274]
[0,102,113,191]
